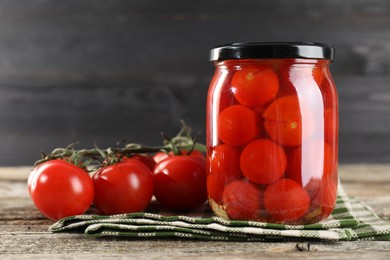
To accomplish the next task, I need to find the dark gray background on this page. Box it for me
[1,0,390,166]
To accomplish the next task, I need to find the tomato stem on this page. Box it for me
[34,120,206,170]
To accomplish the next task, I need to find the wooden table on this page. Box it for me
[1,164,389,259]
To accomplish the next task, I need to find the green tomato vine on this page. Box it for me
[34,120,206,171]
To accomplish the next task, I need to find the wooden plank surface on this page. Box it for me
[0,1,390,165]
[0,164,389,259]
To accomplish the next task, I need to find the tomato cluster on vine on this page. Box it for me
[28,122,207,221]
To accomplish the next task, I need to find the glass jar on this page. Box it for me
[206,42,338,224]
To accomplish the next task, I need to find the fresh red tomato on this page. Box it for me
[127,154,156,171]
[28,163,41,194]
[182,149,205,159]
[154,150,204,165]
[179,151,207,169]
[28,160,94,221]
[263,96,315,146]
[153,155,207,211]
[153,152,169,164]
[218,105,261,146]
[92,159,154,215]
[264,178,310,222]
[231,65,279,107]
[240,139,287,184]
[222,179,263,220]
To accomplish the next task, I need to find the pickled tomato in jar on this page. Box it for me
[206,42,338,224]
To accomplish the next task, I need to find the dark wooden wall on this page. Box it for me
[1,0,390,165]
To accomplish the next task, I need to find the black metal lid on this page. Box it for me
[210,42,335,61]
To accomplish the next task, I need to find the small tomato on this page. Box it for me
[218,105,261,146]
[263,96,315,146]
[264,178,310,222]
[232,66,279,107]
[222,180,263,220]
[28,160,94,221]
[153,155,207,211]
[240,139,286,184]
[92,159,154,215]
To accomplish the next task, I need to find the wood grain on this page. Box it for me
[0,164,389,259]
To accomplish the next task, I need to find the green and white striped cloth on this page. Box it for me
[49,185,390,241]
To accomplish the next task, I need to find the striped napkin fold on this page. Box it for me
[49,185,390,241]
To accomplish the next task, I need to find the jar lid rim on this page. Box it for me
[210,42,335,61]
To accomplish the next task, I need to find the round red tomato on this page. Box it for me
[263,96,315,146]
[231,66,279,107]
[286,140,335,187]
[222,180,262,220]
[154,150,204,165]
[127,154,156,171]
[209,144,242,183]
[218,105,260,146]
[264,178,310,222]
[28,163,42,194]
[240,139,287,184]
[92,159,154,215]
[28,160,94,221]
[153,152,169,164]
[153,155,207,211]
